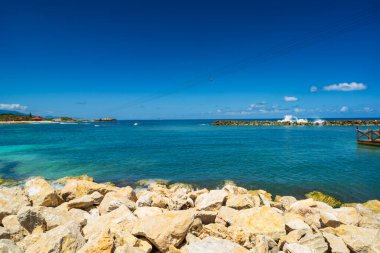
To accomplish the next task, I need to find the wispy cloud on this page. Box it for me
[323,82,367,92]
[340,106,349,112]
[0,103,28,111]
[284,96,298,102]
[310,86,318,92]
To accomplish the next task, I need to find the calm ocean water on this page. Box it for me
[1,120,379,202]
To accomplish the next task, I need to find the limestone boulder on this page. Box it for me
[17,206,46,233]
[132,210,194,252]
[285,219,311,233]
[223,185,248,195]
[134,207,163,219]
[67,191,103,210]
[60,179,119,201]
[169,189,194,210]
[331,225,380,253]
[298,233,328,253]
[83,205,137,239]
[363,200,380,213]
[229,207,286,240]
[188,189,209,201]
[194,210,217,224]
[1,215,28,242]
[283,243,313,253]
[320,207,361,228]
[110,223,152,253]
[0,239,23,253]
[226,194,255,210]
[24,178,63,207]
[322,232,349,253]
[182,237,250,253]
[25,222,85,253]
[0,187,30,224]
[77,228,114,253]
[99,191,137,215]
[195,190,228,211]
[198,223,228,240]
[215,206,239,226]
[276,196,297,210]
[16,226,44,251]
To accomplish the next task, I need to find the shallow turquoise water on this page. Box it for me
[1,120,379,202]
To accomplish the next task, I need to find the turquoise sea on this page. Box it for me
[1,120,379,202]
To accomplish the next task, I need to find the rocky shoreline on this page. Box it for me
[212,120,380,126]
[1,176,379,253]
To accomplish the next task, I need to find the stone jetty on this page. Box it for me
[212,120,380,127]
[0,176,380,252]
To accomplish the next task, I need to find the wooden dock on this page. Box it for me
[356,128,380,146]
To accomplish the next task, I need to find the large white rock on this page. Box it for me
[322,232,349,253]
[182,237,249,253]
[132,210,194,252]
[0,187,30,224]
[60,179,119,201]
[331,225,380,253]
[195,190,228,211]
[229,207,286,240]
[283,243,314,253]
[134,207,163,219]
[24,178,63,207]
[99,191,136,214]
[83,205,137,239]
[25,222,85,253]
[0,239,23,253]
[226,194,255,210]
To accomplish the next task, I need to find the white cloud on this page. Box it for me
[0,103,27,111]
[340,106,349,112]
[284,96,298,102]
[216,109,222,113]
[323,82,367,92]
[363,107,373,113]
[310,86,318,92]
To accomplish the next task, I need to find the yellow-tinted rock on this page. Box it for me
[332,225,380,253]
[24,178,63,207]
[248,190,272,201]
[132,210,194,252]
[25,222,85,253]
[363,200,380,213]
[77,229,114,253]
[60,180,119,201]
[226,194,255,210]
[230,207,286,240]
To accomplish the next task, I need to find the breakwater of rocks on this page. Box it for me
[212,119,380,126]
[1,176,380,252]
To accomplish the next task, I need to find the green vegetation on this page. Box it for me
[0,178,17,185]
[305,191,342,208]
[0,114,33,121]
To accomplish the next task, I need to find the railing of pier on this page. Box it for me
[356,128,380,141]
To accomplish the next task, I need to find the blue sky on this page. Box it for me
[0,0,379,119]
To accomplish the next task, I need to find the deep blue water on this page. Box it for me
[1,120,379,202]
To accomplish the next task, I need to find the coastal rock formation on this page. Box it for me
[0,176,379,253]
[24,178,63,207]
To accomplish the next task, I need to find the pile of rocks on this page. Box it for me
[1,176,379,253]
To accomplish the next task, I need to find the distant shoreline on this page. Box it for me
[212,119,380,126]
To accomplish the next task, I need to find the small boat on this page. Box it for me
[356,127,380,146]
[133,123,138,126]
